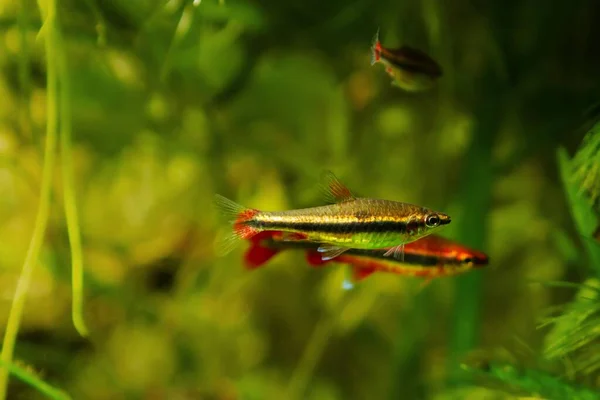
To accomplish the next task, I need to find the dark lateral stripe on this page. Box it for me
[259,220,409,234]
[381,49,442,76]
[346,249,452,267]
[260,236,463,267]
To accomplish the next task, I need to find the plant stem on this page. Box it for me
[0,0,59,396]
[285,291,353,400]
[0,360,71,400]
[55,11,89,338]
[387,289,431,400]
[446,91,500,385]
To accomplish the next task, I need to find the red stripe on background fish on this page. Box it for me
[244,231,282,269]
[305,249,328,267]
[242,230,488,288]
[243,231,311,269]
[305,250,376,280]
[353,266,377,281]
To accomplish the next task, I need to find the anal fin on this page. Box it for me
[317,244,350,261]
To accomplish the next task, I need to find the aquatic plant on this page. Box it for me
[571,119,600,212]
[0,0,599,399]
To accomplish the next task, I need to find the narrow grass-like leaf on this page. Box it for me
[557,147,600,276]
[82,0,107,46]
[462,361,600,400]
[541,279,600,374]
[285,288,354,400]
[55,14,89,337]
[0,0,59,396]
[0,360,71,400]
[571,122,600,207]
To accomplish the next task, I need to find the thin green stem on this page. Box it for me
[387,288,431,400]
[285,314,335,400]
[446,87,500,385]
[55,16,88,337]
[0,0,58,396]
[82,0,107,46]
[285,291,353,400]
[17,0,33,144]
[159,1,191,82]
[0,360,71,400]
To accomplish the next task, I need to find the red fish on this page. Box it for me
[243,231,488,285]
[370,29,443,92]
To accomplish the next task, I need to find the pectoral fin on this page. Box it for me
[317,244,350,261]
[383,244,405,261]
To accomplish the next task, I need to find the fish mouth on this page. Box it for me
[439,214,452,226]
[461,254,489,268]
[471,253,489,267]
[474,256,489,267]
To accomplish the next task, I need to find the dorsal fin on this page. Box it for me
[319,170,355,204]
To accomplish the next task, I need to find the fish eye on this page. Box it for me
[425,214,440,228]
[463,257,474,265]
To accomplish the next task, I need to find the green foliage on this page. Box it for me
[1,0,600,399]
[0,359,71,400]
[540,279,600,378]
[558,147,600,274]
[461,359,600,400]
[571,120,600,211]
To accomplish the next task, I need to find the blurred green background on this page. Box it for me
[1,0,600,399]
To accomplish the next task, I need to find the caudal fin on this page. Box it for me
[213,194,260,256]
[243,231,283,269]
[370,28,382,66]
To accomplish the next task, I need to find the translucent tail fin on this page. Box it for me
[213,194,260,256]
[370,27,381,66]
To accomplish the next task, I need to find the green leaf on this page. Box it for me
[557,147,600,276]
[0,359,72,400]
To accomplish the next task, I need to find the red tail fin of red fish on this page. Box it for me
[370,28,382,66]
[243,231,282,269]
